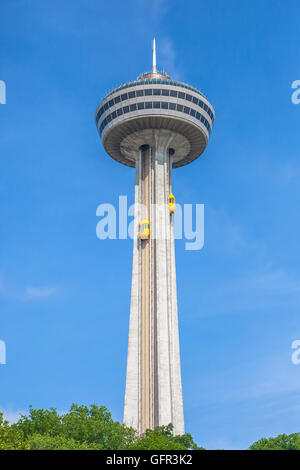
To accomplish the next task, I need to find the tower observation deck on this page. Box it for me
[95,40,215,435]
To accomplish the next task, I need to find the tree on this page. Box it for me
[249,433,300,450]
[127,424,203,450]
[0,413,28,450]
[60,404,136,449]
[26,434,90,450]
[14,406,62,438]
[11,404,202,450]
[13,403,136,450]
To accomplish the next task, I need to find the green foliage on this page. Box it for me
[26,434,91,450]
[60,404,136,450]
[249,433,300,450]
[6,402,300,450]
[6,404,202,450]
[13,403,136,450]
[14,406,62,438]
[0,412,29,450]
[127,424,202,450]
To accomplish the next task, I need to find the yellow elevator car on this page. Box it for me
[169,194,175,214]
[139,219,150,240]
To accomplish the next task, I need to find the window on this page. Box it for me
[178,92,185,99]
[121,93,128,101]
[170,90,177,97]
[114,96,121,104]
[136,89,144,97]
[192,96,198,105]
[104,102,109,111]
[109,99,114,107]
[97,108,102,120]
[128,91,135,99]
[162,89,169,96]
[145,89,152,96]
[153,89,161,95]
[99,95,212,138]
[104,79,207,105]
[186,94,192,101]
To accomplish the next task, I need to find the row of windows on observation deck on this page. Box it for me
[96,88,215,124]
[98,100,212,136]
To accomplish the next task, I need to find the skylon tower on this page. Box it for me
[95,39,215,434]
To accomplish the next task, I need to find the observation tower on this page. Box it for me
[95,39,215,435]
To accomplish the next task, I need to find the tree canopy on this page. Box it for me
[249,433,300,450]
[2,404,199,450]
[0,403,299,450]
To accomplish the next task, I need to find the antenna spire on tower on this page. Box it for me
[152,38,157,73]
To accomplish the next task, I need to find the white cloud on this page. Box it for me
[24,286,55,300]
[136,0,169,20]
[160,36,182,80]
[0,407,25,423]
[0,273,55,301]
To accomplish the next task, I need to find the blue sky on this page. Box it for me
[1,0,300,450]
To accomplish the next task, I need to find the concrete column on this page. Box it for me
[124,130,184,436]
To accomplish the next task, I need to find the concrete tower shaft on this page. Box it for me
[124,131,184,434]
